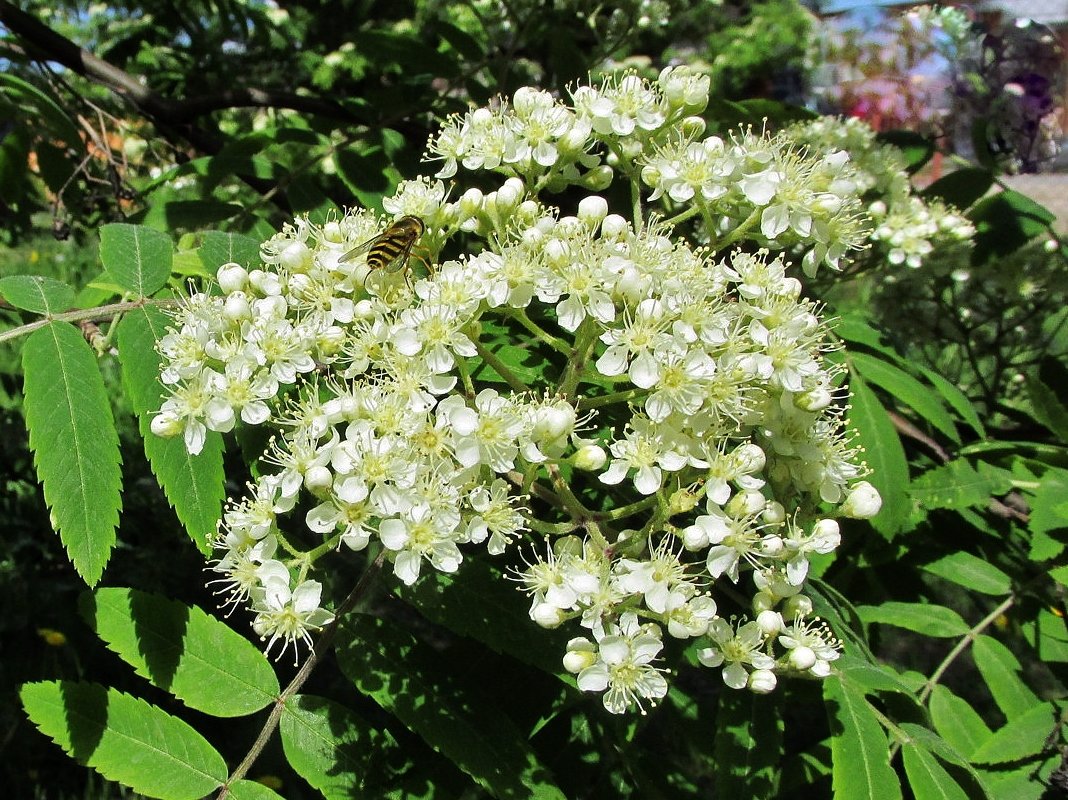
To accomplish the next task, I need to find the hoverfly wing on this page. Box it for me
[339,233,384,264]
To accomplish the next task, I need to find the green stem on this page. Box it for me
[593,494,658,522]
[0,297,182,345]
[659,204,702,229]
[558,317,600,401]
[526,517,582,536]
[709,207,762,253]
[501,307,570,354]
[472,338,529,394]
[577,387,646,411]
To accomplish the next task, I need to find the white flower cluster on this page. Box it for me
[430,69,872,277]
[786,116,975,270]
[153,75,881,709]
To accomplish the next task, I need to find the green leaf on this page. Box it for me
[0,74,83,147]
[80,588,278,717]
[98,224,173,297]
[199,231,263,272]
[226,780,287,800]
[825,675,902,800]
[1025,373,1068,442]
[847,370,910,537]
[1031,609,1068,663]
[20,681,226,800]
[971,190,1056,260]
[901,743,971,800]
[835,654,919,699]
[972,636,1040,720]
[713,691,783,799]
[922,167,994,209]
[280,694,401,799]
[929,686,994,759]
[116,307,224,551]
[910,459,1008,511]
[395,556,568,675]
[917,367,985,438]
[850,352,959,443]
[22,323,121,585]
[923,553,1011,595]
[856,602,969,638]
[337,614,566,800]
[0,275,76,314]
[971,702,1057,765]
[834,313,906,363]
[898,723,978,773]
[877,130,935,172]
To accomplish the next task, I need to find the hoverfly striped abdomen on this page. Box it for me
[341,215,426,277]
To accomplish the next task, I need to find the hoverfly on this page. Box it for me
[340,215,426,280]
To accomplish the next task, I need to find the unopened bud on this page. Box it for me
[217,263,248,293]
[573,444,607,471]
[841,481,882,519]
[577,195,609,228]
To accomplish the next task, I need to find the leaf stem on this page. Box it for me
[0,297,181,345]
[216,550,387,798]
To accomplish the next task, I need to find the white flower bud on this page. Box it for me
[572,444,607,471]
[759,535,784,556]
[734,443,766,474]
[782,594,813,617]
[459,187,485,217]
[496,178,525,210]
[748,669,778,694]
[280,240,312,271]
[150,411,182,438]
[563,638,597,673]
[223,292,250,321]
[217,263,248,293]
[680,116,706,139]
[601,214,629,238]
[322,220,343,242]
[756,609,784,636]
[534,401,577,441]
[577,196,609,228]
[304,465,332,494]
[727,489,766,517]
[532,602,564,628]
[841,481,882,519]
[788,645,817,671]
[811,519,841,552]
[796,386,832,412]
[762,501,786,525]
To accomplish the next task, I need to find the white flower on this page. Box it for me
[251,576,334,661]
[574,612,668,714]
[698,618,776,690]
[380,503,463,585]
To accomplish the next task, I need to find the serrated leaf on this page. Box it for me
[971,702,1057,764]
[337,614,566,800]
[910,459,1009,511]
[116,307,224,552]
[847,370,910,538]
[836,654,919,699]
[902,743,971,800]
[930,686,994,759]
[98,224,173,297]
[280,694,400,799]
[898,723,977,773]
[850,352,959,443]
[857,602,969,638]
[20,681,226,800]
[923,552,1011,595]
[834,313,907,363]
[917,367,985,438]
[972,636,1040,720]
[0,275,76,314]
[825,675,902,800]
[200,230,262,272]
[22,322,121,585]
[80,588,278,717]
[1025,373,1068,442]
[226,780,287,800]
[713,691,783,799]
[1032,609,1068,663]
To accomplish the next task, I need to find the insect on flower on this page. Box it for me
[341,215,427,280]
